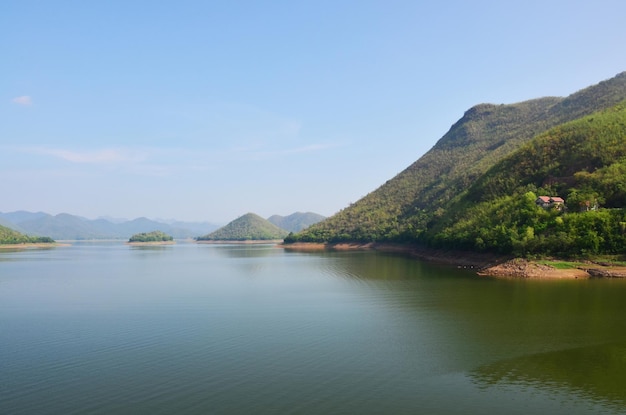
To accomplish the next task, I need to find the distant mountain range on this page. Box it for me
[0,211,219,240]
[0,210,325,241]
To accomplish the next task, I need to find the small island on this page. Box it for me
[127,230,175,245]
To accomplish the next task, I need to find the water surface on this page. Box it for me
[2,242,626,414]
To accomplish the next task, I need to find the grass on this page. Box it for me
[535,259,586,269]
[536,255,626,269]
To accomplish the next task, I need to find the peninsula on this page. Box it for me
[0,224,58,249]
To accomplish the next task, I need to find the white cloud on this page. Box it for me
[12,96,33,106]
[27,147,148,164]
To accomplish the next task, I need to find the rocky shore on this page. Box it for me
[197,239,284,244]
[280,242,626,279]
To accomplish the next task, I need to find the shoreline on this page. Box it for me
[126,241,176,246]
[196,240,284,245]
[280,242,626,279]
[0,242,71,249]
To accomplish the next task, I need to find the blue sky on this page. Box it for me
[2,0,625,224]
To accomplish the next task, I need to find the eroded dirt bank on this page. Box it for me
[280,242,626,279]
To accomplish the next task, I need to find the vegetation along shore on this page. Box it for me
[283,72,626,277]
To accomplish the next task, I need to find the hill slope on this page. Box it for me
[428,101,626,257]
[197,213,289,241]
[0,224,54,244]
[288,71,626,244]
[267,212,325,233]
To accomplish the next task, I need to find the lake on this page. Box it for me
[2,241,626,414]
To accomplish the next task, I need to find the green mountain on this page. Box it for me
[428,102,626,257]
[267,212,325,233]
[0,224,54,244]
[287,72,626,250]
[197,213,289,241]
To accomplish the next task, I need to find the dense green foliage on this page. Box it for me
[0,224,55,244]
[286,72,626,258]
[427,102,626,257]
[197,213,289,241]
[128,230,174,242]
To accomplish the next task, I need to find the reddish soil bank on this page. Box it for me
[280,242,626,279]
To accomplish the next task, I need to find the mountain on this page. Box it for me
[0,216,26,233]
[17,213,106,240]
[0,210,49,224]
[267,212,325,232]
[0,211,219,240]
[287,71,626,246]
[162,220,219,237]
[197,213,289,241]
[427,101,626,257]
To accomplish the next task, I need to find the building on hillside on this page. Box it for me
[536,196,551,208]
[536,196,565,210]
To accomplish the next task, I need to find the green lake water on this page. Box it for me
[2,241,626,414]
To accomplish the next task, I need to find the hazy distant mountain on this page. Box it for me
[16,213,105,240]
[0,211,50,224]
[0,216,26,233]
[0,210,322,241]
[161,220,219,237]
[96,215,129,224]
[197,213,288,241]
[0,211,219,240]
[267,212,325,232]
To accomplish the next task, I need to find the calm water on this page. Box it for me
[2,242,626,414]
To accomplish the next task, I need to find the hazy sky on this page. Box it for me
[3,1,625,223]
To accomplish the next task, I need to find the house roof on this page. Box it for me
[537,196,551,203]
[551,197,565,203]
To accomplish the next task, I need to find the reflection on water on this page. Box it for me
[204,243,282,258]
[129,245,172,251]
[3,244,626,414]
[471,342,626,411]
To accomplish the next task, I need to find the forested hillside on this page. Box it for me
[0,224,54,244]
[267,212,325,232]
[197,213,288,241]
[286,72,626,255]
[428,102,626,257]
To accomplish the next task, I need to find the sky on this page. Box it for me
[2,1,626,224]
